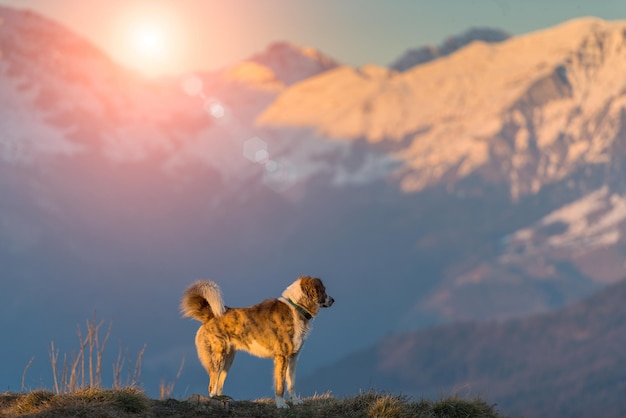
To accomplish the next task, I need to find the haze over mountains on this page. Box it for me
[301,278,626,418]
[1,5,626,414]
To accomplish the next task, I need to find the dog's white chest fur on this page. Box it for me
[293,321,309,352]
[279,298,310,352]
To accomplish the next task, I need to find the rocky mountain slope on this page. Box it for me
[300,278,626,418]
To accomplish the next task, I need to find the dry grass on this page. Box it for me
[0,389,504,418]
[40,314,185,400]
[46,315,147,395]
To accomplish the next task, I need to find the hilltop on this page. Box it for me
[0,389,503,418]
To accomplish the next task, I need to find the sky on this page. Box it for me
[0,0,625,76]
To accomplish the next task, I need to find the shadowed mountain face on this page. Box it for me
[300,278,626,418]
[389,27,511,71]
[2,5,626,405]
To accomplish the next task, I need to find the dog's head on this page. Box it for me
[299,276,334,308]
[282,276,334,318]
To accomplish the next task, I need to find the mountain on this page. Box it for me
[246,41,340,86]
[300,278,626,418]
[259,17,626,320]
[2,4,626,406]
[258,18,625,196]
[390,27,511,71]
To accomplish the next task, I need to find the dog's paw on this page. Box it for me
[211,395,233,402]
[275,396,289,409]
[290,397,304,406]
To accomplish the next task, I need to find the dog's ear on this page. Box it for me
[300,276,325,301]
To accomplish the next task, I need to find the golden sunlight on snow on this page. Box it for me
[258,18,626,197]
[225,61,283,89]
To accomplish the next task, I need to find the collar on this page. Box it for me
[284,298,313,320]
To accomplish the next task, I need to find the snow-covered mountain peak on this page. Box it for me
[258,18,626,198]
[247,41,340,85]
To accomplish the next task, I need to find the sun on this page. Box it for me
[110,5,186,78]
[131,22,167,61]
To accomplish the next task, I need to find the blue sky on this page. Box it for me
[0,1,625,76]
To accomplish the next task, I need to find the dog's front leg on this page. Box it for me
[273,355,289,408]
[286,354,303,405]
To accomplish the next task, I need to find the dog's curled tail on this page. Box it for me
[180,280,226,323]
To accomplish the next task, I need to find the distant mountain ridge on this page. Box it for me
[390,27,511,71]
[301,278,626,417]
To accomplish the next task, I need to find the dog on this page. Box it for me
[180,276,334,408]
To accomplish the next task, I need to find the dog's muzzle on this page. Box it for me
[321,296,334,308]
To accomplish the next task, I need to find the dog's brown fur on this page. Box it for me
[181,276,334,408]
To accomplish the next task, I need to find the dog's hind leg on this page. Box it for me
[273,355,289,408]
[196,340,218,397]
[207,351,227,397]
[286,354,303,405]
[216,349,235,396]
[207,362,220,397]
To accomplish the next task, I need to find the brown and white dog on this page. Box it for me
[180,276,334,408]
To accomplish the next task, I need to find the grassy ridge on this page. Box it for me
[0,389,503,418]
[7,317,505,417]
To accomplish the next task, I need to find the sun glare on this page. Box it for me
[132,23,166,59]
[111,5,186,78]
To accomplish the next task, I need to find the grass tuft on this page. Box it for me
[367,393,408,418]
[2,388,149,417]
[431,395,501,418]
[10,390,55,415]
[71,387,150,414]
